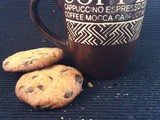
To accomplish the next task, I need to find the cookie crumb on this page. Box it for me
[60,117,64,120]
[116,96,118,99]
[41,40,46,43]
[116,93,121,99]
[22,20,26,23]
[70,104,73,107]
[117,93,120,96]
[107,86,113,89]
[107,83,118,89]
[88,82,94,88]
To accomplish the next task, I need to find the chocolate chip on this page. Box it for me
[32,75,38,79]
[75,74,83,84]
[30,59,38,64]
[4,62,10,66]
[62,69,71,73]
[23,62,28,67]
[39,53,48,55]
[48,76,53,80]
[27,86,34,93]
[37,85,43,91]
[19,86,24,91]
[64,91,73,98]
[24,57,32,59]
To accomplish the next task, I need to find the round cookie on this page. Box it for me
[2,48,64,72]
[15,65,83,109]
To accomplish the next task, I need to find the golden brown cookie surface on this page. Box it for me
[2,48,64,72]
[15,65,83,109]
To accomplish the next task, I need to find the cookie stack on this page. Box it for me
[3,48,84,109]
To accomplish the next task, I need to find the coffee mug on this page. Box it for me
[30,0,147,79]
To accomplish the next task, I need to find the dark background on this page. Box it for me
[0,0,160,120]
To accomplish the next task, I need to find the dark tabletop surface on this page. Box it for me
[0,0,160,120]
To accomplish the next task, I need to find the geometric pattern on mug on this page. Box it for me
[66,17,144,46]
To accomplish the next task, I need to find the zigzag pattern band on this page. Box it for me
[66,17,144,46]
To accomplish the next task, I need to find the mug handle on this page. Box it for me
[29,0,67,50]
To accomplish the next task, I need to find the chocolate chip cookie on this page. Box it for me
[2,48,64,72]
[15,65,83,109]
